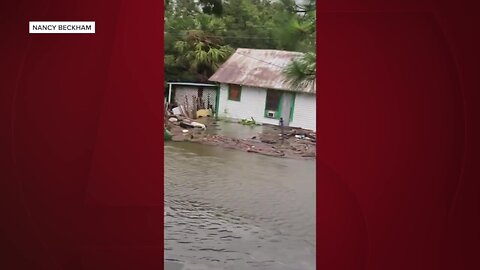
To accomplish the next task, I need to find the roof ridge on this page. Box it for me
[209,48,315,94]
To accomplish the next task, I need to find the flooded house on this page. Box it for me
[209,48,316,131]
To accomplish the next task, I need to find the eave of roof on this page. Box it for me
[209,48,316,94]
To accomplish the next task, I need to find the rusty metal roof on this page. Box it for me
[208,48,316,94]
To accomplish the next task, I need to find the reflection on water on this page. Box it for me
[164,142,316,270]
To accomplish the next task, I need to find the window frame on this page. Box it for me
[264,89,283,119]
[228,84,242,101]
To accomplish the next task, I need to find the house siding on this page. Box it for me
[218,84,280,126]
[218,84,316,131]
[290,93,316,131]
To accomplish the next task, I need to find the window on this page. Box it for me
[265,89,282,119]
[228,84,241,101]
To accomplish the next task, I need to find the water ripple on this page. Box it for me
[165,143,316,270]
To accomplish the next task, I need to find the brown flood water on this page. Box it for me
[164,141,316,270]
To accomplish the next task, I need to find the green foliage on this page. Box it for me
[173,30,233,81]
[165,0,316,83]
[283,51,316,89]
[199,0,224,16]
[280,1,316,88]
[239,117,260,126]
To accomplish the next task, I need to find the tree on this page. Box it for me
[165,6,232,82]
[199,0,224,16]
[174,30,233,82]
[274,0,315,52]
[164,0,317,82]
[283,51,316,89]
[281,1,316,88]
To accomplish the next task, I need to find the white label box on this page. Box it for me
[29,21,95,34]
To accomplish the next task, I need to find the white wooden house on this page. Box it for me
[209,48,316,131]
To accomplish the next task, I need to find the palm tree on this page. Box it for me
[280,1,316,89]
[174,30,233,82]
[284,51,316,89]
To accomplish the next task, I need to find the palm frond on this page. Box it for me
[283,52,316,89]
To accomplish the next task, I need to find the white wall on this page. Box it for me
[290,93,316,131]
[218,84,280,126]
[218,84,316,131]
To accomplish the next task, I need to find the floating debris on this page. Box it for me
[164,111,315,159]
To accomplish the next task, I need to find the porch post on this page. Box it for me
[215,84,220,120]
[168,83,172,104]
